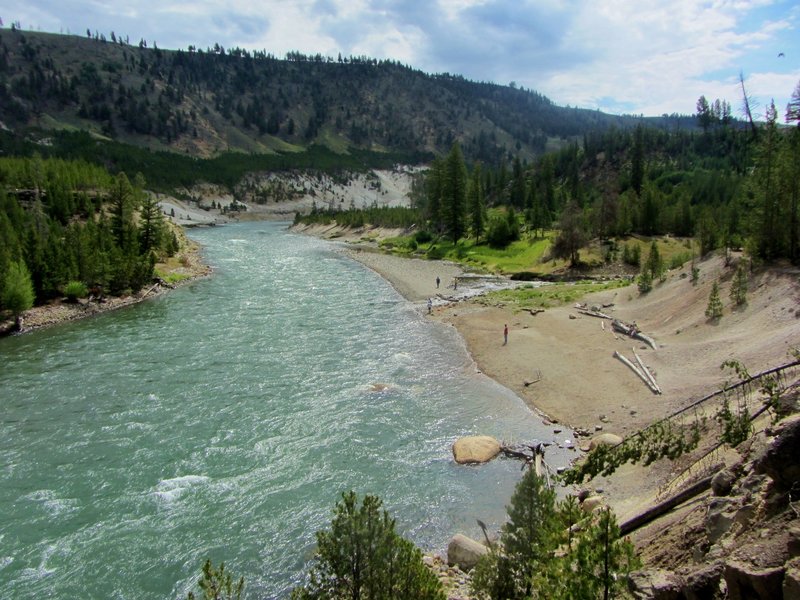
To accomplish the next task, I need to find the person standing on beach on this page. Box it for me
[427,298,432,314]
[503,324,508,345]
[436,276,440,289]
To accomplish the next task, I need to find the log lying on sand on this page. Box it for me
[614,351,661,394]
[577,308,614,320]
[632,347,662,394]
[612,319,658,350]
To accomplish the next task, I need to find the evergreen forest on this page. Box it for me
[0,156,178,326]
[300,85,800,269]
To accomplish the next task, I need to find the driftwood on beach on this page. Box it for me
[614,351,661,394]
[612,319,658,350]
[632,347,662,394]
[576,308,614,320]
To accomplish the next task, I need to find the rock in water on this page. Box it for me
[452,435,501,464]
[447,534,489,571]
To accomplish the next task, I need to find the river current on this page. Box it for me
[0,222,570,598]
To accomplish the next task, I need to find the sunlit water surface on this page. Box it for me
[0,222,571,598]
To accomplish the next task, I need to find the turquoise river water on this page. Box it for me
[0,222,571,598]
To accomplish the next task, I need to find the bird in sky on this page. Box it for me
[778,52,785,57]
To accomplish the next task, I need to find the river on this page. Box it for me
[0,222,570,598]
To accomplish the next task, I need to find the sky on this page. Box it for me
[2,0,799,119]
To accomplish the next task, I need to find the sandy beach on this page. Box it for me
[342,243,800,520]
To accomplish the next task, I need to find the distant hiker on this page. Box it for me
[503,324,508,345]
[436,276,440,289]
[427,298,432,314]
[453,278,458,290]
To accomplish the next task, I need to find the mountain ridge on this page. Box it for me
[0,28,696,163]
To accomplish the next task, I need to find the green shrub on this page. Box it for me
[292,491,444,600]
[622,243,641,267]
[486,216,513,248]
[64,280,88,302]
[414,230,433,244]
[669,251,693,269]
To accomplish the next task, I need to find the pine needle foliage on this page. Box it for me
[472,469,639,599]
[705,280,724,320]
[729,261,749,306]
[1,260,35,323]
[562,418,701,485]
[292,491,444,600]
[187,559,244,600]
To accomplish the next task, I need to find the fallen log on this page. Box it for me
[577,308,614,320]
[612,319,658,350]
[632,347,662,394]
[500,442,549,462]
[523,369,542,387]
[620,475,713,535]
[634,331,658,351]
[140,282,161,299]
[614,351,660,394]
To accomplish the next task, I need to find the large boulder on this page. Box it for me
[784,557,800,600]
[753,414,800,490]
[589,433,623,450]
[681,561,723,600]
[447,533,489,571]
[452,436,501,464]
[711,468,737,496]
[724,560,784,600]
[581,495,606,513]
[627,569,684,599]
[706,497,739,545]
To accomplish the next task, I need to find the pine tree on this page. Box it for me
[563,507,638,600]
[638,268,653,293]
[551,200,586,266]
[730,261,748,306]
[292,492,444,600]
[425,158,445,234]
[751,101,781,259]
[139,191,165,254]
[472,469,639,600]
[109,172,136,250]
[706,280,723,320]
[471,468,560,599]
[630,125,645,196]
[442,143,468,243]
[2,260,35,330]
[643,240,664,283]
[467,163,485,242]
[187,559,243,600]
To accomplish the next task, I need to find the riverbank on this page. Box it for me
[0,237,211,336]
[340,243,800,523]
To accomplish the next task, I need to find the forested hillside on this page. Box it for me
[300,84,800,268]
[0,28,689,164]
[0,156,178,328]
